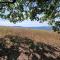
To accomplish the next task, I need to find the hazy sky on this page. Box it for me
[0,17,60,27]
[0,18,49,27]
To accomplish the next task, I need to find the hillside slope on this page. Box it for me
[0,26,60,47]
[0,26,60,60]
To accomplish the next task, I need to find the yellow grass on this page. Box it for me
[0,26,60,47]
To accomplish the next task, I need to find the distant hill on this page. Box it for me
[13,26,52,31]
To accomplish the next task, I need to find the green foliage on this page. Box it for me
[0,0,60,23]
[55,21,60,26]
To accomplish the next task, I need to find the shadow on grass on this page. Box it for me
[0,35,60,60]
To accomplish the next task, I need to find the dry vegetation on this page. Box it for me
[0,26,60,47]
[0,26,60,60]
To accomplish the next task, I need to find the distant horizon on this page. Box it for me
[0,25,51,27]
[8,25,52,31]
[0,18,50,27]
[0,17,60,27]
[0,25,52,31]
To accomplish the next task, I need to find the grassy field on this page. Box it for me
[0,26,60,47]
[0,26,60,60]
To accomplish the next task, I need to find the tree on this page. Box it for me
[0,0,60,24]
[52,21,60,33]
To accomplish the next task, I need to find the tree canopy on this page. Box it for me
[0,0,60,23]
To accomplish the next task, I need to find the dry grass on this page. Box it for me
[0,26,60,47]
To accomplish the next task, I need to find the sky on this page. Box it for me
[0,18,49,27]
[0,17,60,27]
